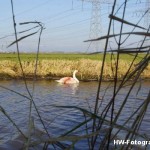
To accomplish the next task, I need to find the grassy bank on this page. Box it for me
[0,58,149,80]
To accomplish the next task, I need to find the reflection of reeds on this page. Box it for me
[0,59,149,80]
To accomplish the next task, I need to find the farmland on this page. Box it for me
[0,53,149,80]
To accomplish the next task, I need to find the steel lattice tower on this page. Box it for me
[79,0,110,52]
[89,0,101,52]
[79,0,102,52]
[144,0,150,28]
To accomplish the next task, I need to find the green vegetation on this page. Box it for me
[0,52,145,62]
[1,0,149,149]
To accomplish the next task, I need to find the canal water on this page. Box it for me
[0,80,149,149]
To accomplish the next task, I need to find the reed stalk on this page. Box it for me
[0,0,149,149]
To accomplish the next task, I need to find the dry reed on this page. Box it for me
[0,0,150,149]
[0,59,149,80]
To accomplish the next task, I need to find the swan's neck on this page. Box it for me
[73,72,79,83]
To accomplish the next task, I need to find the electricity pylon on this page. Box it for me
[79,0,110,52]
[144,0,150,28]
[79,0,101,52]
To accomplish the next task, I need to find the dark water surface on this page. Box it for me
[0,80,149,149]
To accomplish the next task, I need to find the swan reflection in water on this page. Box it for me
[56,81,79,95]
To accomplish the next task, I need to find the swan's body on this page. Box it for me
[56,70,79,84]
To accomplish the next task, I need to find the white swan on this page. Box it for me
[56,70,79,84]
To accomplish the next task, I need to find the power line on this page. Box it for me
[45,18,91,30]
[144,0,150,28]
[78,0,113,52]
[44,12,109,34]
[0,0,51,22]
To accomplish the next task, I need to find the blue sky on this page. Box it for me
[0,0,148,53]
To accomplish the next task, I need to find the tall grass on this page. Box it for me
[0,59,149,80]
[0,0,149,149]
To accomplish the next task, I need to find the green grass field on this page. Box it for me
[0,52,145,62]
